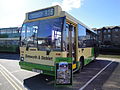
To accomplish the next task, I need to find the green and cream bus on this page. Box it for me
[0,27,20,53]
[19,5,98,76]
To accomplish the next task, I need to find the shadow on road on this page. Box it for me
[23,74,72,90]
[24,74,55,90]
[0,53,19,60]
[23,60,119,90]
[76,60,119,90]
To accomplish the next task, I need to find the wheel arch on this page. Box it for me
[79,56,84,66]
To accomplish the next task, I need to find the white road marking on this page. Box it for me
[79,60,114,90]
[0,68,22,90]
[0,70,18,90]
[0,63,26,89]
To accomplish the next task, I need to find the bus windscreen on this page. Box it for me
[21,17,65,51]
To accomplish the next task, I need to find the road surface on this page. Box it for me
[0,53,120,90]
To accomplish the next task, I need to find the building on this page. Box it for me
[0,27,21,53]
[93,26,120,47]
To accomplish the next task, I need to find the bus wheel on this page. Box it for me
[93,56,96,62]
[77,58,84,73]
[93,59,96,62]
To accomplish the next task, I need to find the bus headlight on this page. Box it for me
[20,57,24,61]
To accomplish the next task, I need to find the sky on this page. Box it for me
[0,0,120,28]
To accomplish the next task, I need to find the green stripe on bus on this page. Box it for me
[55,57,72,63]
[91,48,94,56]
[19,61,55,76]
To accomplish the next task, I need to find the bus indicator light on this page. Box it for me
[56,53,61,56]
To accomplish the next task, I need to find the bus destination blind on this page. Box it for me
[28,8,54,20]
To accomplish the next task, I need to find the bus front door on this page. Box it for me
[65,24,76,63]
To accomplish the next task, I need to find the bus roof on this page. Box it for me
[60,11,93,31]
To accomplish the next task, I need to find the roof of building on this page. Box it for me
[92,25,120,30]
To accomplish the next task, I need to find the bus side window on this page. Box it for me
[78,24,86,48]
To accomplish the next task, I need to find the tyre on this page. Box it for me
[92,56,97,62]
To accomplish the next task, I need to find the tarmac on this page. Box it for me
[97,58,120,90]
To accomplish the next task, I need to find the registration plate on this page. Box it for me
[32,69,43,74]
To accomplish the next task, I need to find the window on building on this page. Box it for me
[104,35,107,39]
[104,34,111,39]
[108,34,111,38]
[114,35,119,38]
[108,29,111,33]
[94,30,97,33]
[99,37,101,40]
[97,30,100,33]
[104,30,107,33]
[115,28,118,32]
